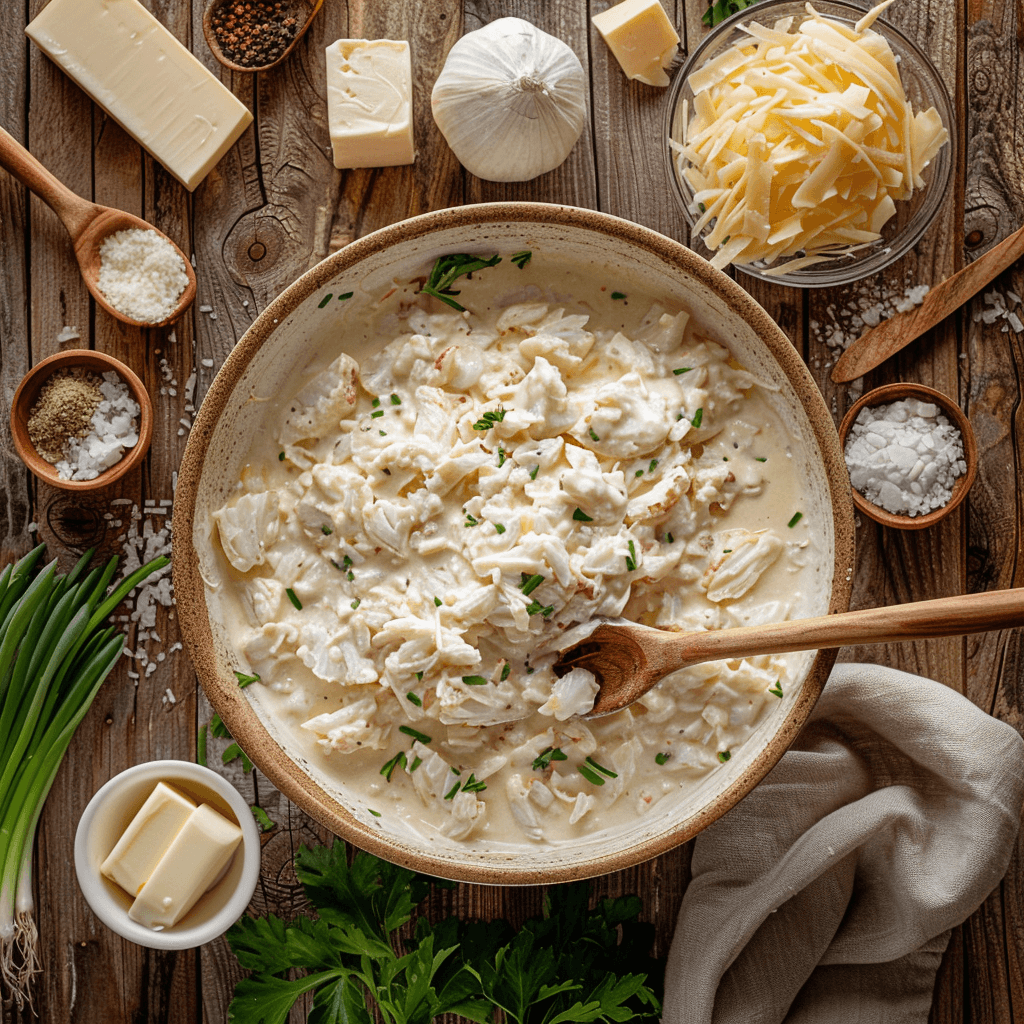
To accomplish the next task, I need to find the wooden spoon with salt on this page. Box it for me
[555,588,1024,718]
[0,125,196,329]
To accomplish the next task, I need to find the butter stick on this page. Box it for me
[26,0,252,191]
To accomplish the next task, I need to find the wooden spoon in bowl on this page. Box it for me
[555,589,1024,718]
[0,125,196,329]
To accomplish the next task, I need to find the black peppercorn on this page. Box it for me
[209,0,308,68]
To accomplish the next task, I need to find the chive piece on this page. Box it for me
[343,556,353,568]
[665,532,674,543]
[286,588,302,610]
[573,508,593,522]
[434,597,442,607]
[410,756,422,772]
[464,512,478,527]
[498,448,507,467]
[372,398,381,408]
[723,457,729,462]
[589,427,600,442]
[494,523,506,535]
[390,394,401,405]
[251,805,276,832]
[529,465,539,480]
[461,773,487,793]
[655,752,670,765]
[406,692,422,706]
[379,430,387,436]
[723,549,732,554]
[318,294,333,308]
[578,763,606,785]
[501,661,511,681]
[788,512,803,528]
[399,724,432,744]
[532,746,568,771]
[698,201,706,212]
[769,681,784,698]
[472,407,507,430]
[415,671,424,681]
[691,408,704,428]
[611,291,626,300]
[347,571,354,581]
[381,751,407,781]
[755,456,767,462]
[585,756,618,778]
[718,750,731,763]
[673,367,692,375]
[321,524,332,535]
[649,459,658,472]
[444,781,461,800]
[526,666,535,674]
[371,410,384,419]
[338,291,353,300]
[350,598,361,610]
[462,675,489,686]
[626,539,637,572]
[511,250,532,269]
[278,451,286,461]
[368,808,381,817]
[520,573,544,596]
[635,470,644,478]
[525,600,554,617]
[421,252,502,311]
[234,670,260,688]
[331,559,344,571]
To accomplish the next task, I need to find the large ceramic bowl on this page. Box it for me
[173,203,855,884]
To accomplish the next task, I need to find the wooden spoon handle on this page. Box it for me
[0,125,97,239]
[654,588,1024,669]
[831,222,1024,383]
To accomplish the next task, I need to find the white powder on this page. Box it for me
[98,228,188,323]
[56,371,140,481]
[845,398,966,516]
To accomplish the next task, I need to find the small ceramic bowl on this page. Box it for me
[74,760,261,950]
[202,0,323,73]
[838,382,977,530]
[10,349,153,491]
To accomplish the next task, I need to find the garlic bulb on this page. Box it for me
[431,18,587,182]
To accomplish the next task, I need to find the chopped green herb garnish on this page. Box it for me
[318,294,333,308]
[692,408,704,428]
[526,666,535,674]
[698,201,707,212]
[350,598,361,610]
[625,539,637,572]
[390,394,401,405]
[406,692,422,706]
[371,410,384,419]
[769,680,784,699]
[379,430,387,436]
[649,459,658,472]
[673,367,692,375]
[410,756,422,772]
[368,808,381,817]
[234,670,260,688]
[511,250,532,269]
[472,407,507,431]
[461,773,487,793]
[251,805,276,832]
[494,523,506,535]
[578,763,606,786]
[421,252,501,311]
[529,465,539,480]
[498,448,507,467]
[635,470,644,478]
[464,512,478,527]
[589,427,600,441]
[755,456,767,462]
[520,573,545,595]
[501,661,511,681]
[372,398,381,408]
[462,675,489,686]
[399,725,432,745]
[573,508,593,522]
[321,524,332,535]
[611,291,626,300]
[665,532,674,543]
[338,291,353,300]
[381,751,407,781]
[532,746,568,771]
[655,752,670,765]
[343,555,353,568]
[278,451,286,461]
[788,512,803,528]
[444,781,461,800]
[347,571,355,581]
[286,588,302,610]
[717,750,731,763]
[525,601,554,617]
[585,756,618,779]
[434,596,442,607]
[415,671,424,681]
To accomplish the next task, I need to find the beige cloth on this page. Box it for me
[663,663,1024,1024]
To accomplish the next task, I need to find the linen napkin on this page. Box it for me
[662,662,1024,1024]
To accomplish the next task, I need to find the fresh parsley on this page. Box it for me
[234,670,260,688]
[532,746,568,771]
[769,680,784,699]
[655,752,670,765]
[251,805,276,833]
[421,252,502,311]
[472,407,507,431]
[703,0,762,28]
[511,250,532,269]
[573,508,593,522]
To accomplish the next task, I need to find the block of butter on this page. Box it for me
[592,0,680,88]
[128,803,243,929]
[25,0,252,191]
[326,39,415,169]
[100,782,196,897]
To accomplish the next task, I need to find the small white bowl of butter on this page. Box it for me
[74,760,261,949]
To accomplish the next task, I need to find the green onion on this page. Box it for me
[755,456,767,462]
[500,662,511,681]
[788,512,803,528]
[0,545,167,1007]
[461,675,488,686]
[665,532,674,543]
[318,294,333,308]
[381,751,407,782]
[434,597,442,607]
[626,540,637,572]
[197,724,209,767]
[286,588,302,610]
[649,459,658,473]
[691,408,704,428]
[635,470,644,478]
[368,808,381,818]
[494,524,506,535]
[444,781,461,800]
[572,508,593,522]
[415,671,424,681]
[390,394,401,405]
[321,524,332,535]
[350,599,361,610]
[409,756,422,772]
[464,513,478,527]
[655,752,670,765]
[398,725,432,745]
[406,692,422,706]
[461,774,487,793]
[371,410,384,419]
[589,427,600,442]
[519,573,544,596]
[497,448,507,467]
[372,398,381,408]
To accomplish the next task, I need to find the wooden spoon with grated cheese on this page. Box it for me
[0,125,196,329]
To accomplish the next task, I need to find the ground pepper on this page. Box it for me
[27,368,103,463]
[209,0,306,68]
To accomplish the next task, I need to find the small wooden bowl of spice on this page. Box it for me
[203,0,322,73]
[838,382,978,530]
[11,350,153,492]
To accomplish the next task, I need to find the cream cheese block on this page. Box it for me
[326,39,415,169]
[592,0,680,88]
[26,0,252,191]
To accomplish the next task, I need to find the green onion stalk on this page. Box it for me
[0,544,169,1010]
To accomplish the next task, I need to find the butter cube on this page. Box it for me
[26,0,253,192]
[326,39,415,169]
[129,803,243,929]
[100,782,196,898]
[592,0,680,88]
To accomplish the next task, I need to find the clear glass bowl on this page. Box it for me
[664,0,955,288]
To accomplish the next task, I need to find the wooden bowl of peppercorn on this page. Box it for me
[11,349,153,492]
[203,0,323,73]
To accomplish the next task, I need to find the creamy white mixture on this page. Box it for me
[211,259,819,847]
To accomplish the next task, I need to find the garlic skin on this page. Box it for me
[431,18,587,182]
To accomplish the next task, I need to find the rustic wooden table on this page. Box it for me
[1,0,1021,1021]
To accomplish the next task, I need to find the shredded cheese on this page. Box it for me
[671,0,949,271]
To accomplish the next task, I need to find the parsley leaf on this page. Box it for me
[702,0,762,28]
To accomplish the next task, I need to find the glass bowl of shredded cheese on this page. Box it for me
[665,0,954,287]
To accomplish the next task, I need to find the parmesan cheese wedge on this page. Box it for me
[670,0,948,271]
